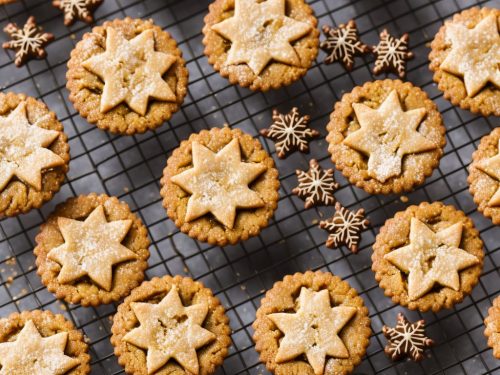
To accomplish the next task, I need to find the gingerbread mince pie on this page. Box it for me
[0,310,90,374]
[372,202,484,312]
[485,295,500,359]
[468,127,500,225]
[160,126,280,246]
[111,275,231,375]
[67,17,188,134]
[203,0,319,91]
[429,7,500,117]
[326,79,446,195]
[0,92,69,217]
[253,271,371,375]
[34,193,150,306]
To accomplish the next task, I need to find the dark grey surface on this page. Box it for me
[0,0,499,374]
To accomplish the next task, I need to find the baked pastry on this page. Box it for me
[372,30,413,78]
[326,79,446,194]
[468,127,500,225]
[111,275,231,375]
[34,193,150,306]
[485,296,500,359]
[203,0,319,91]
[372,202,484,312]
[0,92,69,217]
[429,7,500,116]
[160,126,280,246]
[66,17,188,134]
[253,271,371,375]
[0,310,90,374]
[53,0,103,26]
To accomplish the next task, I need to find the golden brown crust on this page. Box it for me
[485,296,500,359]
[252,270,371,375]
[160,126,280,246]
[0,92,70,217]
[326,79,446,195]
[111,275,231,375]
[202,0,319,91]
[429,7,500,117]
[372,202,484,312]
[34,193,150,306]
[468,127,500,225]
[66,17,189,135]
[0,310,90,375]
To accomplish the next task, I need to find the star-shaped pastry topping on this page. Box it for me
[260,107,319,159]
[170,138,266,229]
[211,0,312,75]
[384,217,479,301]
[268,287,356,375]
[0,320,79,374]
[82,27,177,115]
[0,101,64,192]
[372,30,413,78]
[319,202,369,253]
[320,20,369,70]
[343,90,436,183]
[441,14,500,97]
[52,0,103,26]
[2,16,54,67]
[293,159,338,209]
[47,205,136,291]
[476,139,500,206]
[383,313,434,362]
[123,286,216,374]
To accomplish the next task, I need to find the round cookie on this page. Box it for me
[372,202,484,312]
[468,127,500,225]
[253,270,371,375]
[34,193,150,306]
[111,275,231,375]
[160,126,280,246]
[326,79,446,195]
[429,7,500,117]
[0,310,90,374]
[66,17,188,135]
[485,296,500,359]
[202,0,319,91]
[0,92,69,217]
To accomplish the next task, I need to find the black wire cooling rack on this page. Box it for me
[0,0,499,374]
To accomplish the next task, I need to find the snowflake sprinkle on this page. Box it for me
[319,202,369,253]
[320,20,369,70]
[372,29,413,78]
[260,107,319,159]
[2,16,54,67]
[293,159,338,209]
[383,313,434,361]
[53,0,103,26]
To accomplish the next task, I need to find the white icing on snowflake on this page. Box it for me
[53,0,102,25]
[293,159,338,209]
[372,29,413,78]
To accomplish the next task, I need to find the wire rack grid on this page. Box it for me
[0,0,499,374]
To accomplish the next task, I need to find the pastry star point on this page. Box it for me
[211,0,312,75]
[123,286,215,374]
[441,14,500,97]
[268,287,356,375]
[0,320,79,374]
[344,89,435,183]
[384,217,479,300]
[82,26,177,115]
[476,139,500,206]
[48,205,136,291]
[170,138,266,229]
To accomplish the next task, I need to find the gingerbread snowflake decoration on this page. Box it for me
[2,16,54,67]
[53,0,102,26]
[383,313,434,362]
[319,202,369,253]
[260,107,319,159]
[372,29,413,78]
[293,159,338,209]
[320,20,369,70]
